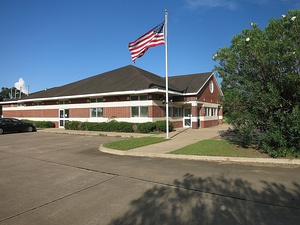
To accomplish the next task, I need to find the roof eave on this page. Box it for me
[0,88,184,104]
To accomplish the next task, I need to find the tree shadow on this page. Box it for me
[109,173,300,225]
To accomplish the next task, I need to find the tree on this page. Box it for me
[0,87,12,101]
[214,10,300,157]
[0,87,24,101]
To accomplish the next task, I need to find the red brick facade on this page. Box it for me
[149,105,165,118]
[104,107,130,118]
[1,71,223,129]
[70,108,89,118]
[4,109,58,118]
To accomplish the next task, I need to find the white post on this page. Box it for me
[165,9,169,139]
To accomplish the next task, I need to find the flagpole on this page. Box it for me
[165,9,169,139]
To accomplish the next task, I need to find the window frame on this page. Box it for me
[90,107,103,118]
[130,106,148,117]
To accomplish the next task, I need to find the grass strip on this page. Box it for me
[103,137,166,151]
[169,140,269,158]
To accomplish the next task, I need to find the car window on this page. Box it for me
[12,119,20,122]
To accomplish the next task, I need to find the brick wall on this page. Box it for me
[3,109,58,118]
[171,120,182,129]
[104,107,130,118]
[202,120,219,128]
[197,78,221,104]
[149,106,165,118]
[70,108,89,118]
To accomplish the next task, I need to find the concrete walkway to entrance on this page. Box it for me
[40,125,300,166]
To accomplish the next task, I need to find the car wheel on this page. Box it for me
[27,126,33,132]
[0,128,3,135]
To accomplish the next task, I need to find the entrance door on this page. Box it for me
[59,109,69,128]
[183,108,191,128]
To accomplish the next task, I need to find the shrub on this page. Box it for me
[64,121,80,130]
[116,122,134,133]
[155,120,173,132]
[79,122,93,130]
[137,122,156,133]
[106,120,119,131]
[64,120,173,134]
[22,120,55,128]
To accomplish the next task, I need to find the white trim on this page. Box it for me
[199,116,219,121]
[194,72,214,95]
[2,100,160,111]
[191,101,198,107]
[191,116,198,122]
[14,117,58,121]
[0,88,183,104]
[202,102,220,107]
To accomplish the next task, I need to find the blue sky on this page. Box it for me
[1,0,299,93]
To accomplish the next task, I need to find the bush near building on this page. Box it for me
[21,120,55,128]
[65,120,173,134]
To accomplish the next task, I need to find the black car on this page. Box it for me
[0,118,37,135]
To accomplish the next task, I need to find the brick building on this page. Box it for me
[0,65,223,129]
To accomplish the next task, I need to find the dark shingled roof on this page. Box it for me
[169,72,212,93]
[20,65,213,100]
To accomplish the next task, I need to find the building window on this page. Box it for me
[209,81,214,93]
[17,103,24,107]
[131,106,139,117]
[90,108,103,117]
[204,107,217,116]
[173,107,183,117]
[140,95,148,100]
[90,98,103,103]
[34,101,42,106]
[130,95,148,101]
[140,106,148,117]
[58,100,69,105]
[204,107,210,116]
[131,106,148,117]
[212,108,217,116]
[130,96,139,101]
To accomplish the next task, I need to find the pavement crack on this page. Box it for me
[0,175,119,223]
[3,153,299,220]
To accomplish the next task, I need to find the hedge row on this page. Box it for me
[21,120,55,128]
[64,120,173,133]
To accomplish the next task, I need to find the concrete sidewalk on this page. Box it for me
[40,125,300,166]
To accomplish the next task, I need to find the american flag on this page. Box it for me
[128,22,165,63]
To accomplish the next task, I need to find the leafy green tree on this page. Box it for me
[214,10,300,157]
[0,87,12,101]
[0,87,25,101]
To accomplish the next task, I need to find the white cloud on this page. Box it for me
[186,0,239,10]
[15,78,28,94]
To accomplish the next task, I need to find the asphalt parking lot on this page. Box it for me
[0,132,299,225]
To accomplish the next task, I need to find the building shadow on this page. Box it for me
[109,173,300,225]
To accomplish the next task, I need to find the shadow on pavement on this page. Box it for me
[109,173,300,225]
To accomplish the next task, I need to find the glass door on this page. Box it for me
[59,109,69,128]
[183,108,191,128]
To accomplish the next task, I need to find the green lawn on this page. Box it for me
[103,137,166,150]
[103,136,269,158]
[169,139,269,158]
